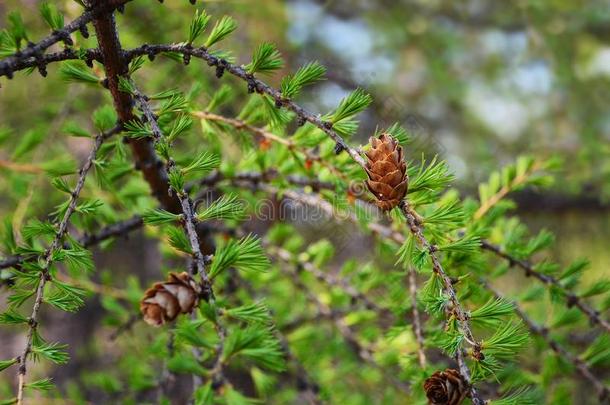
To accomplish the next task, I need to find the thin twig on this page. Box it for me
[123,44,367,168]
[398,201,484,404]
[473,160,544,220]
[483,280,610,401]
[481,240,610,334]
[131,87,228,393]
[192,111,350,182]
[15,126,116,405]
[455,349,482,404]
[0,215,142,270]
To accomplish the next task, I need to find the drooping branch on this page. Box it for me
[15,125,117,405]
[481,240,610,334]
[483,281,610,401]
[123,44,367,167]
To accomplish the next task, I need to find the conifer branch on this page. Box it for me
[0,160,43,174]
[484,281,610,401]
[15,125,116,405]
[89,4,217,255]
[398,200,485,405]
[0,48,102,78]
[192,111,349,182]
[130,86,228,394]
[0,1,129,79]
[123,44,367,167]
[0,215,142,270]
[481,240,610,334]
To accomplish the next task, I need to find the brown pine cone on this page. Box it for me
[423,369,468,405]
[140,272,201,326]
[364,133,408,211]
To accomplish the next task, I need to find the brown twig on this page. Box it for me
[473,160,544,220]
[192,111,350,183]
[483,280,610,401]
[0,215,142,270]
[15,126,116,405]
[130,86,228,393]
[481,240,610,334]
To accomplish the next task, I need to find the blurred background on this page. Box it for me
[1,0,609,403]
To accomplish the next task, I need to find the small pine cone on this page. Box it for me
[140,272,201,326]
[423,369,468,405]
[364,133,408,211]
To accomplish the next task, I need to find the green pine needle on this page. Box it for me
[124,120,152,139]
[281,61,326,99]
[181,151,221,176]
[167,226,192,254]
[0,358,18,372]
[470,298,514,326]
[209,234,269,278]
[329,88,372,123]
[438,235,481,254]
[31,341,70,365]
[188,9,210,44]
[142,208,182,226]
[482,322,529,360]
[168,115,193,142]
[8,11,27,49]
[245,42,284,75]
[204,16,237,48]
[0,309,28,325]
[25,377,54,391]
[407,156,455,195]
[60,61,99,85]
[424,198,464,226]
[197,194,245,221]
[92,105,117,132]
[221,326,285,372]
[40,3,64,31]
[225,302,272,324]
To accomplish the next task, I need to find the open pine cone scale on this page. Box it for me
[423,368,469,405]
[140,272,202,326]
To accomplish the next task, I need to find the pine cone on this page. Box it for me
[423,369,468,405]
[364,133,408,211]
[140,272,201,326]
